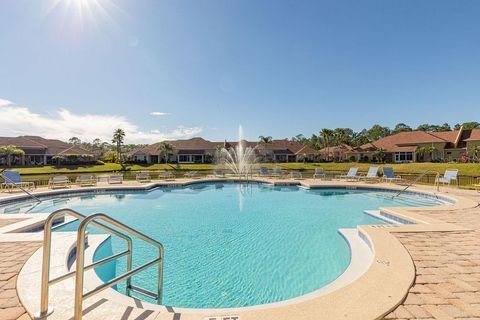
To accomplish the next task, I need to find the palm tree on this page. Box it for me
[0,145,25,167]
[373,148,386,163]
[112,129,126,163]
[320,128,334,161]
[258,136,273,144]
[159,142,175,164]
[468,145,480,162]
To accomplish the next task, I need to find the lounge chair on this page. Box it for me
[313,167,326,180]
[336,167,360,181]
[258,167,270,176]
[212,167,224,177]
[76,175,97,187]
[136,172,151,183]
[382,167,402,183]
[271,167,284,178]
[289,171,302,179]
[436,169,459,187]
[159,171,175,180]
[359,166,380,182]
[0,171,35,192]
[108,174,123,184]
[184,171,198,178]
[49,176,70,189]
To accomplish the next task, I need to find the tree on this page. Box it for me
[68,137,82,145]
[416,145,438,161]
[393,123,412,134]
[332,128,354,145]
[438,123,452,132]
[291,134,307,145]
[467,145,480,162]
[159,142,175,164]
[367,125,391,141]
[112,129,126,163]
[320,128,334,161]
[258,136,273,144]
[373,148,386,163]
[454,122,480,130]
[0,145,25,167]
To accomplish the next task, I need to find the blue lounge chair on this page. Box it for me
[271,167,284,178]
[0,171,35,191]
[258,167,270,176]
[289,171,302,179]
[136,172,151,183]
[382,167,402,183]
[184,171,198,178]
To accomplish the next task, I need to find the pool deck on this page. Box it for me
[0,178,479,320]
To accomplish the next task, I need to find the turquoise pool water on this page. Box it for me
[0,182,444,308]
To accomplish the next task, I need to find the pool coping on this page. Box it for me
[2,178,478,319]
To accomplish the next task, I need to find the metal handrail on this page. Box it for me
[74,213,164,320]
[0,169,41,202]
[392,170,440,198]
[33,209,163,320]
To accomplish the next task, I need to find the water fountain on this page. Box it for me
[217,125,258,179]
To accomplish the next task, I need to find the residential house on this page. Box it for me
[0,136,95,166]
[128,138,317,164]
[346,128,480,163]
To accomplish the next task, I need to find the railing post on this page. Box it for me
[126,242,133,297]
[33,214,56,319]
[74,218,89,320]
[157,246,164,304]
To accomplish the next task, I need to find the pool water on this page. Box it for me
[0,182,443,308]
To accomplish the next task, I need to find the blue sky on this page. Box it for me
[0,0,479,143]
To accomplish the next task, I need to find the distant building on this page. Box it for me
[346,128,480,163]
[128,138,318,164]
[0,136,95,166]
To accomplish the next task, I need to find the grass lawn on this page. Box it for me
[4,162,480,176]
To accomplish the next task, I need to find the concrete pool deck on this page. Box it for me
[0,178,479,319]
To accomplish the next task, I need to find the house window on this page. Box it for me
[394,152,413,163]
[178,155,190,163]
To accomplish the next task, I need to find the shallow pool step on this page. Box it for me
[364,210,399,224]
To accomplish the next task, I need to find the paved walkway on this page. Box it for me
[386,204,480,319]
[0,241,41,320]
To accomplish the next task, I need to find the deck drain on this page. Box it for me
[376,259,390,266]
[204,316,240,320]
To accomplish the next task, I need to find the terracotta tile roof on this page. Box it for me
[463,129,480,141]
[0,136,94,155]
[318,144,353,155]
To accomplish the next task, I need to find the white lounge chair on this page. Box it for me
[136,172,151,183]
[359,166,380,182]
[336,167,360,181]
[108,174,123,184]
[184,171,198,178]
[313,167,326,180]
[76,175,97,187]
[436,169,458,187]
[159,171,175,180]
[1,171,35,192]
[382,167,402,183]
[212,167,224,177]
[271,167,284,178]
[289,171,302,179]
[49,176,70,189]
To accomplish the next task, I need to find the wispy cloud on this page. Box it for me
[150,112,170,116]
[0,99,202,144]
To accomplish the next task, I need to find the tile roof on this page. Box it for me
[463,129,480,141]
[0,136,94,155]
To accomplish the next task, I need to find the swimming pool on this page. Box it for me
[0,182,445,308]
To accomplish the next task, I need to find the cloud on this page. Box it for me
[150,112,170,116]
[0,99,202,144]
[0,98,13,107]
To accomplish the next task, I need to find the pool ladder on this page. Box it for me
[391,170,440,198]
[34,209,164,320]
